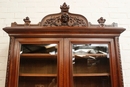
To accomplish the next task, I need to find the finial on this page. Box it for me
[60,2,69,12]
[23,17,31,25]
[97,17,106,27]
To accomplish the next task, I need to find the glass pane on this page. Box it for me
[72,44,111,87]
[19,44,57,87]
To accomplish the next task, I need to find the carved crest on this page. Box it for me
[40,3,88,27]
[11,3,117,27]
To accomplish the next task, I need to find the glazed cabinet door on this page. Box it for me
[64,38,119,87]
[7,38,64,87]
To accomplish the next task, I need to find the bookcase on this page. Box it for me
[3,3,125,87]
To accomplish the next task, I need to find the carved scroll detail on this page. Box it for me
[69,15,87,27]
[43,16,61,27]
[41,3,88,27]
[42,13,88,27]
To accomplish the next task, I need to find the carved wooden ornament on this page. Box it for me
[11,2,117,27]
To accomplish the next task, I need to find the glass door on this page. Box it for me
[19,44,57,87]
[65,38,115,87]
[16,38,63,87]
[72,44,111,87]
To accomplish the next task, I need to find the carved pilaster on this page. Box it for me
[114,37,124,87]
[5,37,15,87]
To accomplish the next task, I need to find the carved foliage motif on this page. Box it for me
[42,14,88,27]
[69,15,87,27]
[42,2,88,27]
[43,16,61,27]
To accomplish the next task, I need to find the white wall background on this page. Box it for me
[0,0,130,87]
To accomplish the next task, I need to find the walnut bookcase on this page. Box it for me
[3,3,125,87]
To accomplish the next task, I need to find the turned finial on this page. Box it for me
[60,2,69,12]
[97,17,106,27]
[23,17,31,25]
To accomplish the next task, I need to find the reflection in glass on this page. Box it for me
[20,44,57,54]
[72,44,111,87]
[19,44,57,87]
